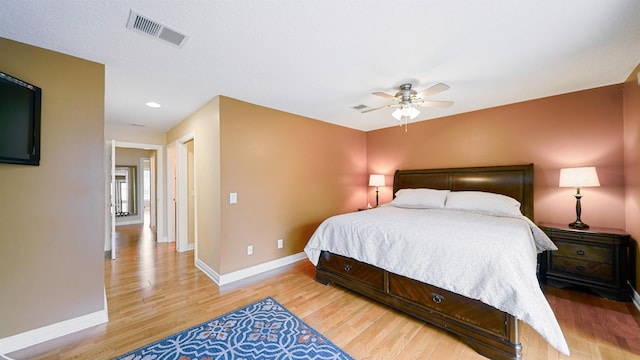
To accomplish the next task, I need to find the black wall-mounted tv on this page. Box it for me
[0,71,42,166]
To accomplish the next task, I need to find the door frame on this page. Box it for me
[146,156,157,229]
[105,141,166,248]
[167,142,176,244]
[168,132,196,253]
[104,140,116,258]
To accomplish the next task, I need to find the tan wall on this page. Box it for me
[623,64,640,291]
[219,97,367,273]
[367,85,626,229]
[0,38,105,337]
[168,96,366,275]
[105,123,166,145]
[167,97,222,271]
[115,147,153,166]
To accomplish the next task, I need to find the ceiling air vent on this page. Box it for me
[351,104,369,112]
[126,10,189,48]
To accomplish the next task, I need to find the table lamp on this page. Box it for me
[559,166,600,229]
[368,174,386,208]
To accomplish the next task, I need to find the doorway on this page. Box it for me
[105,141,165,259]
[168,134,196,253]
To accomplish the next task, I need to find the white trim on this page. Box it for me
[630,282,640,313]
[191,137,198,257]
[0,308,108,354]
[184,243,195,252]
[112,141,165,245]
[195,258,220,284]
[115,218,144,226]
[195,253,307,286]
[174,133,195,253]
[175,140,188,252]
[166,142,176,244]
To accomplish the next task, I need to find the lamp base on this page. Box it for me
[569,221,589,229]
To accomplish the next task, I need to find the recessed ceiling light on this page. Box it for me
[145,101,162,108]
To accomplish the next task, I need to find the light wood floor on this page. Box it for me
[8,223,640,359]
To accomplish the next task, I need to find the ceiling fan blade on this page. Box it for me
[361,103,398,113]
[419,83,449,97]
[421,100,454,108]
[372,91,397,100]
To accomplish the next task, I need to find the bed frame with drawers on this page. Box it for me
[315,164,535,360]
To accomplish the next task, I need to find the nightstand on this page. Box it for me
[539,222,634,301]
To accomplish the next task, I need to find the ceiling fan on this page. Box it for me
[362,83,454,121]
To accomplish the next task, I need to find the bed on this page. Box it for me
[304,164,569,360]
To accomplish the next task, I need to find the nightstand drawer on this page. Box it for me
[548,231,620,246]
[554,242,612,263]
[550,257,613,281]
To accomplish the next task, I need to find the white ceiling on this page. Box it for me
[1,1,639,132]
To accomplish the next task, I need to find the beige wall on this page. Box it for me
[167,96,367,275]
[0,38,105,337]
[105,123,166,145]
[167,97,222,271]
[623,64,640,290]
[115,147,153,166]
[219,97,367,273]
[367,85,626,229]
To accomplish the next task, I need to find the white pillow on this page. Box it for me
[445,191,522,216]
[391,188,450,209]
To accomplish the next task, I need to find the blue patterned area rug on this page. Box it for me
[113,297,353,360]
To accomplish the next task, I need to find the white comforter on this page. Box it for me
[304,206,570,355]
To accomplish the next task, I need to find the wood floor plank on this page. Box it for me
[6,222,640,359]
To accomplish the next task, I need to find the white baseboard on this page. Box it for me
[177,243,195,253]
[0,290,108,355]
[195,257,220,284]
[115,218,143,226]
[0,308,108,355]
[1,254,309,355]
[196,252,307,286]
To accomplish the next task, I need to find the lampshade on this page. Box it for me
[369,174,386,187]
[559,167,600,188]
[391,104,420,121]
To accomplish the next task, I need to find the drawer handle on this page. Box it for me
[576,265,586,272]
[431,293,445,304]
[344,264,352,272]
[576,249,585,256]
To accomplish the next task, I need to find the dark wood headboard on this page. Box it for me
[393,164,534,219]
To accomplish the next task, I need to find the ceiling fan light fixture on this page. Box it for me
[407,105,420,120]
[145,101,162,108]
[391,108,402,121]
[392,104,420,121]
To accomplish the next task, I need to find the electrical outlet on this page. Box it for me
[247,245,253,255]
[277,239,283,249]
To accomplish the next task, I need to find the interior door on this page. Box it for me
[106,139,116,259]
[111,140,116,259]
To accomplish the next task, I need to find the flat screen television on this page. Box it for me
[0,71,42,166]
